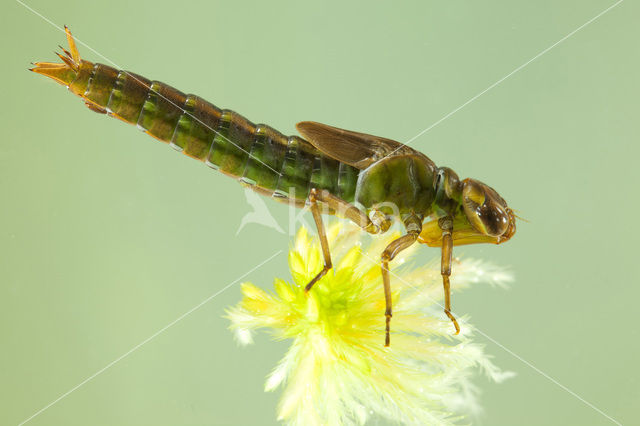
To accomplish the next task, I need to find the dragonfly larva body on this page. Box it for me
[32,27,517,346]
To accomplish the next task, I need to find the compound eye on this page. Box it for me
[477,204,509,236]
[462,181,509,236]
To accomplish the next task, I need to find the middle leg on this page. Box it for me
[380,214,422,346]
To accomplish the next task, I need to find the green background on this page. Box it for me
[1,1,637,425]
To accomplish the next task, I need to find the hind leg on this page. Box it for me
[304,188,390,292]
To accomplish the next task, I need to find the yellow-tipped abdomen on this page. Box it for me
[30,26,82,87]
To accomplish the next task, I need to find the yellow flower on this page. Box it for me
[227,222,514,425]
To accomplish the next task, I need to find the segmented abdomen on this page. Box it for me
[69,61,360,204]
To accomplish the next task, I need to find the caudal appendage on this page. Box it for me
[30,26,81,87]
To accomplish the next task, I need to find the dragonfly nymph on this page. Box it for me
[32,27,516,346]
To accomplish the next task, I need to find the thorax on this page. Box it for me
[354,154,438,218]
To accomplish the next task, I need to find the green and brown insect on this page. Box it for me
[32,27,516,346]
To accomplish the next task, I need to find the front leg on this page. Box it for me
[439,217,460,334]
